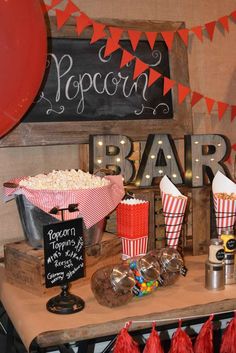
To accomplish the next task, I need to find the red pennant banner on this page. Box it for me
[133,58,149,80]
[120,50,135,68]
[163,77,175,95]
[218,16,229,32]
[91,22,106,44]
[230,10,236,21]
[104,37,120,57]
[178,84,191,104]
[45,0,63,13]
[177,28,189,46]
[145,31,157,49]
[205,21,216,41]
[194,315,213,353]
[205,97,215,114]
[161,31,175,50]
[143,323,164,353]
[231,105,236,122]
[217,101,228,120]
[191,26,203,42]
[76,13,92,37]
[109,27,123,43]
[55,0,79,30]
[191,92,203,107]
[148,68,162,87]
[128,30,142,51]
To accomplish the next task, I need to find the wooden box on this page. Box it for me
[4,233,122,296]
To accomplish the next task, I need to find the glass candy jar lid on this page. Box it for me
[159,247,183,273]
[110,264,136,293]
[136,254,161,281]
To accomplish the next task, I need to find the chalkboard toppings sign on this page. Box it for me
[43,218,84,288]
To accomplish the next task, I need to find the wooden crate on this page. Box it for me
[4,233,122,296]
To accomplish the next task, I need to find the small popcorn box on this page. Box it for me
[116,199,149,238]
[121,236,149,260]
[160,176,188,249]
[116,198,149,259]
[212,171,236,234]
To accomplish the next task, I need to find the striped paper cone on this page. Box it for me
[121,236,148,260]
[160,176,188,249]
[212,171,236,234]
[213,195,236,233]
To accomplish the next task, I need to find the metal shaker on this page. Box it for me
[224,253,235,284]
[205,260,225,290]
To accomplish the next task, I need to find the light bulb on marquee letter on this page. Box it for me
[184,134,231,187]
[89,135,135,183]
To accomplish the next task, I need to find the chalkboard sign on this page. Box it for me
[43,218,84,288]
[23,38,173,122]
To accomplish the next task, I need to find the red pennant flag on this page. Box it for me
[113,323,140,353]
[230,10,236,21]
[76,13,92,37]
[205,97,215,114]
[177,28,189,46]
[109,27,123,43]
[120,50,135,68]
[148,68,162,87]
[128,30,142,51]
[220,313,236,353]
[217,101,228,120]
[161,31,175,50]
[178,84,191,104]
[191,92,203,107]
[163,77,175,95]
[143,323,164,353]
[104,37,120,57]
[218,16,229,32]
[169,321,194,353]
[145,31,157,49]
[205,21,216,41]
[133,59,149,80]
[91,22,106,44]
[55,0,79,29]
[231,105,236,122]
[45,0,63,12]
[191,26,203,42]
[194,315,214,353]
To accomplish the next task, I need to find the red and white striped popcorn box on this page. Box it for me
[160,176,188,249]
[121,236,148,260]
[212,171,236,233]
[3,174,125,229]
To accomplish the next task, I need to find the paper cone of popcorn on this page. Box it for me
[160,176,188,249]
[212,171,236,234]
[116,199,149,259]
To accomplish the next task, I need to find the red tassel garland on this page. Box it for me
[194,315,214,353]
[143,322,164,353]
[220,313,236,353]
[169,320,194,353]
[113,322,140,353]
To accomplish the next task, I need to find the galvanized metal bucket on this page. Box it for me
[15,194,105,249]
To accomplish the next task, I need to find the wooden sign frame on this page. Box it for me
[0,16,192,147]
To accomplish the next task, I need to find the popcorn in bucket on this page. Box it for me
[116,198,149,259]
[160,176,188,249]
[212,171,236,234]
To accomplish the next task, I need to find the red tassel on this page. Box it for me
[143,323,164,353]
[194,315,214,353]
[169,320,194,353]
[113,322,140,353]
[220,313,236,353]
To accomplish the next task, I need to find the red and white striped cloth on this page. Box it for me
[213,194,236,232]
[3,175,125,229]
[161,192,187,249]
[121,236,148,259]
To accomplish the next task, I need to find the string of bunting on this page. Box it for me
[44,0,236,123]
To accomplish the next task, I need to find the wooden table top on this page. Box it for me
[0,255,235,352]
